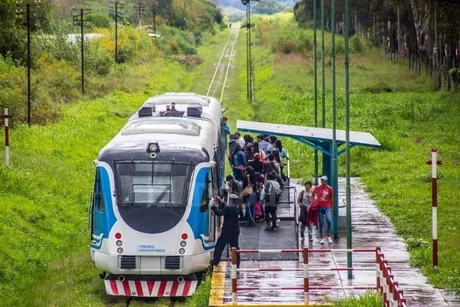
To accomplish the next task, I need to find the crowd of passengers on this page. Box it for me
[227,132,289,231]
[209,121,335,267]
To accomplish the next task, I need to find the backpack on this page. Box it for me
[270,181,282,203]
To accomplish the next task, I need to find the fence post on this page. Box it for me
[231,247,238,304]
[375,247,381,292]
[426,148,442,270]
[4,106,12,167]
[303,247,309,305]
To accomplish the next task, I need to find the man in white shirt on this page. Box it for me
[234,131,245,148]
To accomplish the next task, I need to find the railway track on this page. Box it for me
[206,26,239,104]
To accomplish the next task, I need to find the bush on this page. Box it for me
[351,35,366,53]
[87,13,112,29]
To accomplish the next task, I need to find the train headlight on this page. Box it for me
[180,241,186,247]
[116,240,123,246]
[179,248,185,254]
[147,142,160,153]
[117,247,124,254]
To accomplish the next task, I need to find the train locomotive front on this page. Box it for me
[89,93,226,297]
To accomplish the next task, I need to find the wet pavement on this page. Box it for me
[210,178,460,306]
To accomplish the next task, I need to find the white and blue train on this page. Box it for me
[90,93,227,297]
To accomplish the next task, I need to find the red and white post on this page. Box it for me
[426,148,442,270]
[231,247,238,304]
[303,247,309,305]
[4,106,12,167]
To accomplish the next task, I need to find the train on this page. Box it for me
[89,93,227,297]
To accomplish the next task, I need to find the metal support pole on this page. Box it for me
[80,9,85,95]
[246,4,250,103]
[321,0,325,129]
[248,0,253,104]
[331,0,338,241]
[344,0,353,280]
[4,106,12,167]
[152,2,156,33]
[320,0,328,178]
[303,247,309,304]
[115,2,118,64]
[313,0,318,185]
[27,4,31,125]
[231,247,238,304]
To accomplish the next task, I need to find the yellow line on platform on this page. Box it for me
[209,261,227,307]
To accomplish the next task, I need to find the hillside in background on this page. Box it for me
[216,0,295,21]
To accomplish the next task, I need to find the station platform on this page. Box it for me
[210,178,456,306]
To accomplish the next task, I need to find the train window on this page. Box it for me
[96,169,105,213]
[200,170,210,213]
[115,162,193,207]
[97,177,105,212]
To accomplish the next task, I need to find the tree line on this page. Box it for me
[293,0,460,90]
[0,0,224,62]
[0,0,224,124]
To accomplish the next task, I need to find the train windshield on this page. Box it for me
[116,162,193,207]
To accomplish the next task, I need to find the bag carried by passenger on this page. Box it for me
[241,184,254,197]
[254,200,263,218]
[265,181,282,205]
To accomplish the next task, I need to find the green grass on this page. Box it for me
[330,291,383,306]
[0,27,230,306]
[239,13,460,292]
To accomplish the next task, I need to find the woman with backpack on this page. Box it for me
[264,172,281,230]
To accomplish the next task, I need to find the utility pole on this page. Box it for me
[16,0,40,126]
[135,1,145,27]
[109,0,124,64]
[152,1,157,33]
[73,7,91,96]
[242,0,260,104]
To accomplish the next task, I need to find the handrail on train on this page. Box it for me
[230,247,407,306]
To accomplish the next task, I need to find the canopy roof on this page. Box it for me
[237,120,380,154]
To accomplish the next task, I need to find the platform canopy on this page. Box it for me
[237,120,380,156]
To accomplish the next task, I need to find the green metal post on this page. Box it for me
[248,0,252,104]
[331,0,338,240]
[314,0,318,185]
[344,0,353,280]
[321,0,325,129]
[321,0,327,178]
[246,3,250,103]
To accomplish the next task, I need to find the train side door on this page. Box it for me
[208,168,218,243]
[90,168,106,249]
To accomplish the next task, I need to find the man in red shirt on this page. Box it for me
[312,175,334,244]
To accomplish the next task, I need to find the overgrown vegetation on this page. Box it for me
[239,14,460,293]
[0,0,224,125]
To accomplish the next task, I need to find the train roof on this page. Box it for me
[98,93,222,161]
